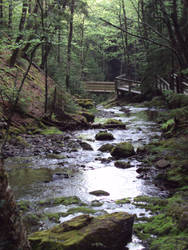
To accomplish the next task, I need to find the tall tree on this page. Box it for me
[0,0,3,25]
[65,0,75,90]
[9,0,28,67]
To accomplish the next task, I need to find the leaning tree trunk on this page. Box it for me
[0,158,31,250]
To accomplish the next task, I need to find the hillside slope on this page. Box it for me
[0,51,55,124]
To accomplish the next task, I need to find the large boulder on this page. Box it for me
[111,142,135,159]
[29,212,134,250]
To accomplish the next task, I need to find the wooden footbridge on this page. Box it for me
[84,74,188,96]
[85,75,142,96]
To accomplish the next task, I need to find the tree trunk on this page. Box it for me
[44,49,48,113]
[22,2,39,54]
[65,0,75,91]
[171,0,188,68]
[9,0,28,67]
[8,0,12,30]
[0,0,3,25]
[0,159,31,250]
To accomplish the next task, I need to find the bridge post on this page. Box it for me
[115,79,119,98]
[128,81,131,93]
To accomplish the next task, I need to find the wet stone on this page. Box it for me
[89,190,110,196]
[80,141,93,151]
[95,131,114,141]
[156,159,170,169]
[114,161,132,169]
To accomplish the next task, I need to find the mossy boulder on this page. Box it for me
[80,142,93,151]
[95,131,114,141]
[111,142,135,159]
[115,198,131,205]
[104,119,124,125]
[76,99,94,109]
[89,190,110,196]
[98,143,114,152]
[29,212,134,250]
[80,111,95,123]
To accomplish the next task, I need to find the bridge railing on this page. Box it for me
[156,74,188,95]
[85,81,115,93]
[115,75,141,95]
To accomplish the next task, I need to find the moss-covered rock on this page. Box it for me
[80,111,95,123]
[111,142,135,159]
[79,142,93,151]
[114,161,131,169]
[89,190,110,196]
[95,131,114,141]
[45,207,98,223]
[76,99,94,109]
[39,196,84,206]
[104,119,124,125]
[29,212,134,250]
[115,198,131,205]
[98,143,114,152]
[91,200,103,207]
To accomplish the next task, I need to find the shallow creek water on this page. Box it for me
[5,105,168,249]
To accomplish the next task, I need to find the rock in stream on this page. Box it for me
[29,212,134,250]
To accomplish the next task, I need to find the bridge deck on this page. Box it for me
[84,74,188,96]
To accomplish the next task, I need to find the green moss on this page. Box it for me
[30,212,133,249]
[39,196,84,206]
[151,234,188,250]
[94,117,108,124]
[45,213,62,223]
[17,200,31,212]
[134,192,188,250]
[67,207,97,215]
[41,126,63,135]
[115,198,131,204]
[104,119,124,125]
[76,99,94,109]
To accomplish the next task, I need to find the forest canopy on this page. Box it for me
[0,0,187,97]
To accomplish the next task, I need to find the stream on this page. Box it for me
[5,104,169,250]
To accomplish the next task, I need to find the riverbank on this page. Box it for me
[3,93,188,250]
[131,93,188,250]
